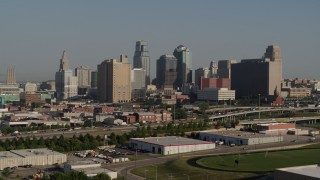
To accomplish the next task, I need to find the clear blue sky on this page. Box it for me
[0,0,319,82]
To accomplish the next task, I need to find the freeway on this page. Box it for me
[240,116,320,125]
[208,107,320,120]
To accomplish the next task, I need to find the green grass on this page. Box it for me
[131,158,261,180]
[196,149,320,172]
[131,144,320,179]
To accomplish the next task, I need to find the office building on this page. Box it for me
[75,66,91,88]
[91,71,98,88]
[6,66,16,84]
[195,67,210,86]
[0,83,20,103]
[133,40,150,86]
[156,55,178,89]
[97,55,131,103]
[24,82,38,93]
[199,77,230,90]
[55,51,78,100]
[129,136,215,155]
[131,68,146,99]
[209,61,218,78]
[197,88,235,101]
[231,45,282,99]
[173,45,192,89]
[40,80,56,91]
[217,60,236,79]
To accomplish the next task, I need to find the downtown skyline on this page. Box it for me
[0,0,319,82]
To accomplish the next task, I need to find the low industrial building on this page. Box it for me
[275,164,320,180]
[0,148,66,170]
[199,130,283,146]
[129,136,215,155]
[257,123,296,135]
[64,160,117,179]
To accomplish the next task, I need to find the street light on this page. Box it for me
[184,174,190,180]
[258,94,261,119]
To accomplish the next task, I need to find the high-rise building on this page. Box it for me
[131,68,146,99]
[209,61,218,78]
[6,66,16,84]
[217,60,237,79]
[231,45,282,99]
[156,55,178,89]
[91,71,98,88]
[199,77,230,90]
[97,55,131,103]
[55,51,78,100]
[133,40,150,86]
[173,45,192,89]
[75,66,91,88]
[195,67,210,86]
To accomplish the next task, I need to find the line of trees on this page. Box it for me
[0,133,104,152]
[0,124,70,135]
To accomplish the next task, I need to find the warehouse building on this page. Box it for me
[199,130,283,146]
[64,160,117,179]
[0,148,66,170]
[129,136,215,155]
[275,164,320,180]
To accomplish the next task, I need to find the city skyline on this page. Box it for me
[0,1,319,82]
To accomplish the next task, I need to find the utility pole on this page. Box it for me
[258,94,261,119]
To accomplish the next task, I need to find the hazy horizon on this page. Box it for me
[0,0,319,82]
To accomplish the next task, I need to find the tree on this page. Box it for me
[93,173,111,180]
[1,167,12,178]
[83,120,92,127]
[199,102,210,114]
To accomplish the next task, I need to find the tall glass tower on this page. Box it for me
[173,45,192,89]
[133,40,150,86]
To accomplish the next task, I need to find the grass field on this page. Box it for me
[196,149,320,172]
[131,143,320,180]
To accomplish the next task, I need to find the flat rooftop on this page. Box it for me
[277,164,320,178]
[200,130,279,139]
[10,148,65,157]
[130,136,213,146]
[0,151,22,159]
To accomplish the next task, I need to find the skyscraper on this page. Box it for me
[156,55,178,89]
[209,61,218,78]
[131,68,146,99]
[231,45,282,99]
[217,60,237,79]
[91,71,98,88]
[55,51,78,100]
[133,40,150,86]
[97,55,131,103]
[75,66,92,88]
[6,66,16,84]
[173,45,192,89]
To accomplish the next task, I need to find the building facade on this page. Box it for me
[75,66,91,88]
[199,77,231,90]
[133,40,150,86]
[97,55,131,103]
[131,68,146,99]
[217,60,236,79]
[6,66,16,84]
[156,55,178,89]
[231,45,282,99]
[195,67,210,86]
[173,45,192,89]
[55,51,78,100]
[197,88,235,101]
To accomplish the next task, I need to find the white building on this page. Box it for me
[24,82,38,93]
[129,136,215,155]
[75,66,92,88]
[0,148,66,170]
[197,88,235,101]
[64,160,117,179]
[275,164,320,180]
[199,130,283,146]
